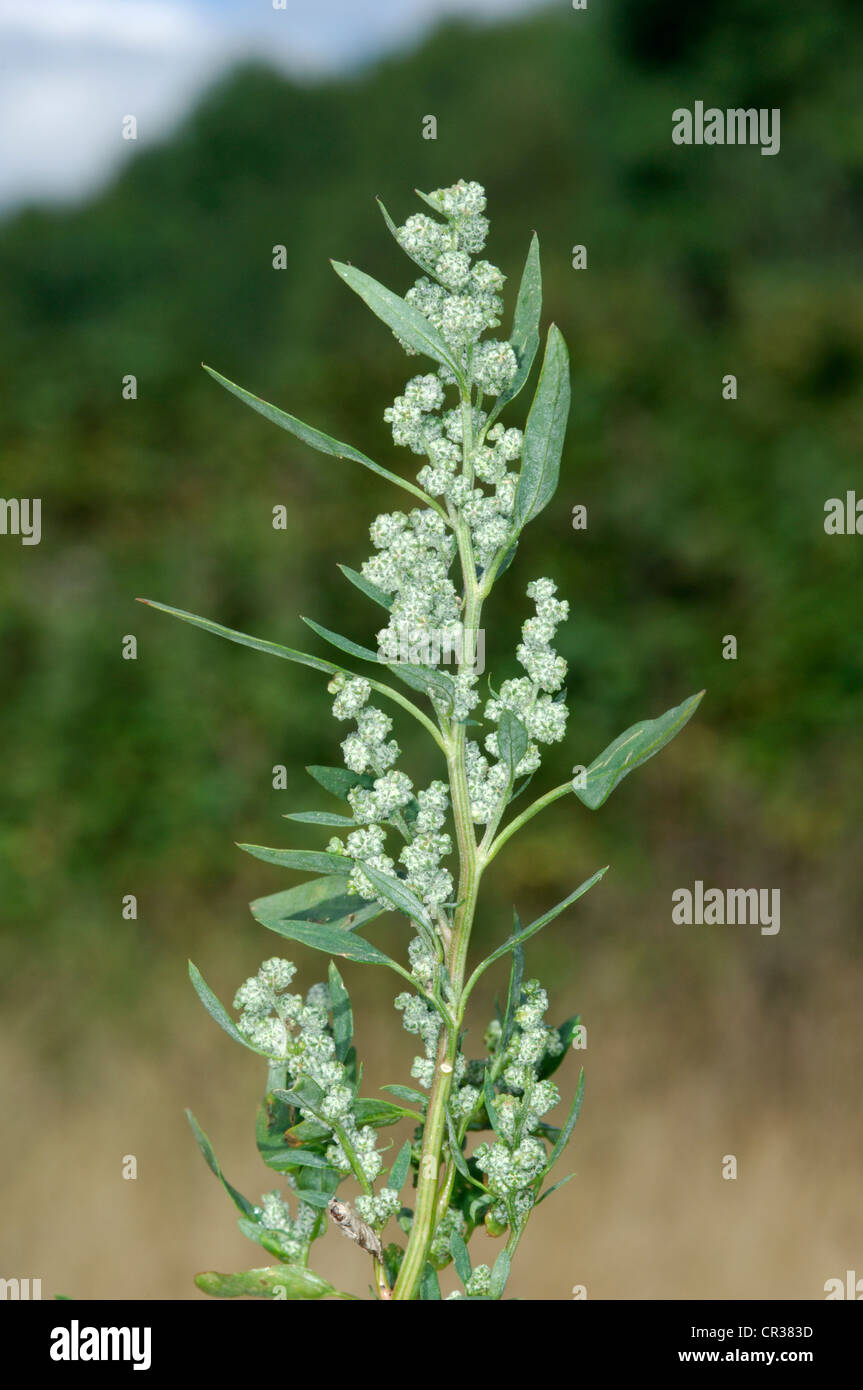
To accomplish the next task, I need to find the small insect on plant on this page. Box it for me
[140,179,702,1301]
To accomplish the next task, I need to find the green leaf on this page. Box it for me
[446,1109,487,1192]
[387,1139,413,1196]
[356,861,435,935]
[450,1230,472,1287]
[544,1067,585,1173]
[419,1263,442,1301]
[328,961,353,1063]
[137,599,342,675]
[338,563,393,611]
[203,364,438,513]
[472,867,608,979]
[253,911,400,968]
[186,1110,257,1218]
[250,874,381,934]
[331,261,460,377]
[238,1218,304,1264]
[283,811,357,827]
[536,1172,576,1205]
[306,765,374,800]
[497,709,529,784]
[302,615,455,710]
[538,1014,581,1081]
[238,844,347,874]
[512,324,570,532]
[483,1070,502,1135]
[377,196,436,277]
[488,232,542,423]
[188,961,270,1056]
[573,691,705,810]
[194,1266,336,1300]
[353,1098,420,1127]
[381,1084,429,1109]
[500,940,525,1056]
[301,615,380,664]
[489,1248,511,1300]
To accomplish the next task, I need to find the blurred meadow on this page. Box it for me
[1,0,862,1299]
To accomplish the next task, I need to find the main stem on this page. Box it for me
[392,390,484,1301]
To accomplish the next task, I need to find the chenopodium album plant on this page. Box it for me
[141,179,702,1301]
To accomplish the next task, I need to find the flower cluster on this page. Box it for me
[252,1189,319,1262]
[462,579,569,824]
[472,981,564,1230]
[233,959,383,1184]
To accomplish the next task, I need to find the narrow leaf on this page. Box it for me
[473,867,608,979]
[497,709,529,784]
[301,615,380,664]
[253,912,399,967]
[306,765,374,800]
[238,844,347,875]
[489,1248,511,1300]
[195,1265,335,1300]
[338,563,393,610]
[188,961,269,1057]
[419,1263,442,1301]
[283,811,357,827]
[387,1139,413,1196]
[488,232,542,423]
[500,939,525,1055]
[450,1230,472,1286]
[203,364,437,511]
[328,961,353,1063]
[573,691,705,809]
[545,1067,585,1173]
[381,1084,429,1109]
[353,1098,420,1127]
[331,261,460,376]
[137,599,343,675]
[250,873,380,933]
[536,1172,576,1205]
[186,1110,256,1218]
[356,861,435,935]
[512,324,570,531]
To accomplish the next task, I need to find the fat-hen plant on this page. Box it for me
[141,179,702,1301]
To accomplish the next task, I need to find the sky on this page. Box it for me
[0,0,546,212]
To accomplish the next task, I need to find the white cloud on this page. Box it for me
[0,0,546,211]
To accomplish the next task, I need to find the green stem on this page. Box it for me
[485,781,572,865]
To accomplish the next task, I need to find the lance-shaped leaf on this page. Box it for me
[544,1067,585,1174]
[195,1265,337,1300]
[186,1111,257,1219]
[331,261,461,378]
[238,844,347,875]
[250,874,381,934]
[188,961,272,1057]
[381,1083,428,1109]
[446,1109,487,1192]
[245,872,372,928]
[306,765,374,800]
[356,861,435,936]
[303,615,455,709]
[450,1230,472,1286]
[283,811,357,828]
[387,1139,414,1196]
[536,1172,576,1206]
[467,867,608,987]
[377,196,437,277]
[500,940,525,1056]
[419,1264,442,1301]
[512,324,570,532]
[203,364,440,513]
[353,1097,420,1128]
[137,599,341,675]
[497,708,529,784]
[338,563,393,611]
[252,911,400,969]
[489,1248,512,1300]
[573,690,704,810]
[328,961,353,1063]
[487,232,542,425]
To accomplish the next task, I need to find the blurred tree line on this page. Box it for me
[1,0,861,1035]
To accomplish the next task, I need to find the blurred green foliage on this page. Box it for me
[1,0,861,1026]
